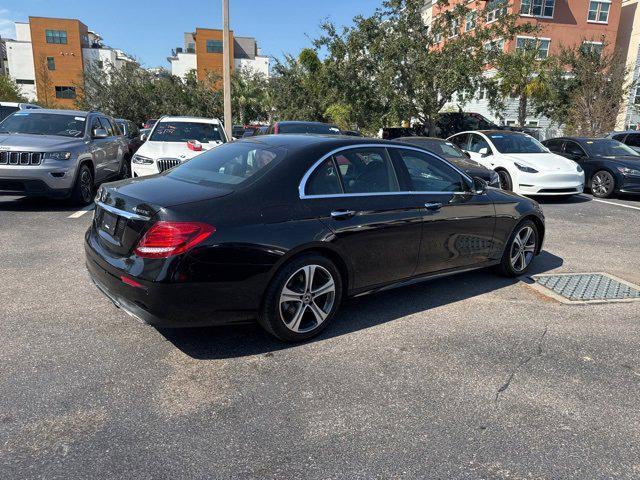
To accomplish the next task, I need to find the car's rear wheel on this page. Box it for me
[498,219,539,277]
[590,170,615,198]
[259,254,342,342]
[70,164,94,206]
[497,169,512,191]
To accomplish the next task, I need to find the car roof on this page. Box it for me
[396,136,447,142]
[235,133,413,150]
[158,116,222,124]
[546,137,611,142]
[17,108,92,116]
[275,120,337,126]
[0,102,20,107]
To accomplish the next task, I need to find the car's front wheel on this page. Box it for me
[498,219,539,277]
[259,254,343,342]
[496,169,513,191]
[70,164,94,206]
[590,170,615,198]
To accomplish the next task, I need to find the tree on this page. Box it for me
[534,42,632,136]
[34,54,56,108]
[0,74,25,102]
[231,68,270,124]
[489,48,548,127]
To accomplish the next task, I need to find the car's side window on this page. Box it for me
[305,158,342,196]
[544,139,562,152]
[332,148,399,194]
[395,149,466,193]
[625,133,640,147]
[90,117,102,137]
[99,117,115,136]
[450,133,469,150]
[468,134,491,154]
[612,134,626,142]
[564,141,586,157]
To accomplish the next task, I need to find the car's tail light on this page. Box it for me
[134,222,215,258]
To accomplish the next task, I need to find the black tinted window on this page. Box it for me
[611,134,626,141]
[0,106,19,121]
[305,158,342,195]
[332,148,399,194]
[564,142,585,157]
[544,139,563,152]
[278,123,342,135]
[167,142,285,187]
[449,133,469,149]
[396,149,465,192]
[468,134,491,153]
[100,118,115,136]
[0,112,85,138]
[625,134,640,147]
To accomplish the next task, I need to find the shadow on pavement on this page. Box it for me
[160,250,564,360]
[534,195,592,205]
[0,196,87,213]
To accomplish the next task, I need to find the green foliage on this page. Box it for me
[231,68,271,124]
[0,74,26,103]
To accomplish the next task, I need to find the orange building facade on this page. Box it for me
[194,28,234,82]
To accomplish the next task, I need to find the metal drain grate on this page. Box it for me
[532,273,640,304]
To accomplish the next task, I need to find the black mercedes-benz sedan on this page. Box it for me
[543,137,640,198]
[395,136,501,188]
[85,135,545,342]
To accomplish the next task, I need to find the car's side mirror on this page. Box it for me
[472,176,488,194]
[140,133,147,142]
[93,128,108,139]
[478,147,491,157]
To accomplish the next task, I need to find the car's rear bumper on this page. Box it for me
[85,238,257,328]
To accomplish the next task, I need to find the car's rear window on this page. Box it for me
[167,142,286,187]
[278,123,341,135]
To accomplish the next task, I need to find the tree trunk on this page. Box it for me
[518,93,528,128]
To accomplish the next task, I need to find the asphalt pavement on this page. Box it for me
[0,193,638,479]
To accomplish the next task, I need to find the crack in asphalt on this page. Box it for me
[495,326,549,403]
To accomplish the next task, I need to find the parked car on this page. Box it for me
[382,113,503,140]
[248,125,269,136]
[115,118,143,159]
[0,102,42,122]
[607,130,640,154]
[448,130,585,196]
[86,135,545,342]
[543,137,640,198]
[341,130,363,137]
[395,136,500,188]
[267,121,342,135]
[232,125,246,138]
[131,116,228,177]
[0,109,128,204]
[142,119,158,130]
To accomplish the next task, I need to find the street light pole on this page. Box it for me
[222,0,232,140]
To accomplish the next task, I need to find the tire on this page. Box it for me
[590,170,615,198]
[498,219,539,277]
[497,169,513,191]
[258,254,343,342]
[119,155,131,179]
[70,164,94,206]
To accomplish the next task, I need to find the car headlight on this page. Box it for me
[43,152,72,161]
[514,162,538,173]
[618,166,640,177]
[489,171,500,187]
[132,154,153,165]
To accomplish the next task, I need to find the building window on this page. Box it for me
[526,120,539,127]
[206,40,223,53]
[581,41,604,56]
[96,60,104,69]
[47,57,56,71]
[516,37,551,59]
[588,1,611,23]
[55,86,76,99]
[16,79,35,85]
[448,18,459,38]
[486,0,508,23]
[465,11,477,32]
[45,29,67,44]
[81,34,89,45]
[187,42,195,53]
[484,39,505,54]
[520,0,555,18]
[506,120,517,126]
[634,87,640,105]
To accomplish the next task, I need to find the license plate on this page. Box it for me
[100,211,119,236]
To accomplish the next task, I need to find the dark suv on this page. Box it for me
[0,109,129,204]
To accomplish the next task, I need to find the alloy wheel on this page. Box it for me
[591,172,613,197]
[510,226,536,273]
[279,265,336,333]
[80,169,93,203]
[497,170,512,191]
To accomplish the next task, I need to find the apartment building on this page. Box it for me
[429,1,622,136]
[3,17,133,107]
[168,29,270,81]
[616,0,640,129]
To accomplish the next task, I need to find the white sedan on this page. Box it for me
[448,130,585,196]
[131,116,228,177]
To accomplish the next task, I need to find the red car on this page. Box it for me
[142,119,158,129]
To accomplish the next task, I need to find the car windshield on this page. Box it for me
[0,112,86,138]
[278,123,342,134]
[411,140,467,159]
[583,139,640,157]
[150,121,225,143]
[487,133,547,154]
[167,142,286,187]
[0,106,19,122]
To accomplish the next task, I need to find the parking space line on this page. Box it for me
[68,204,95,219]
[586,197,640,212]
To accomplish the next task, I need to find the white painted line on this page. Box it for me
[591,198,640,212]
[68,203,94,219]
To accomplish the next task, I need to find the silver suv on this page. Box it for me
[0,109,129,205]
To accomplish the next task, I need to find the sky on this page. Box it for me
[0,0,381,68]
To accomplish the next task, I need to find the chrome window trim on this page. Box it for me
[96,201,150,221]
[299,144,475,199]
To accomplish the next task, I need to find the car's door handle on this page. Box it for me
[424,202,442,211]
[331,210,357,219]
